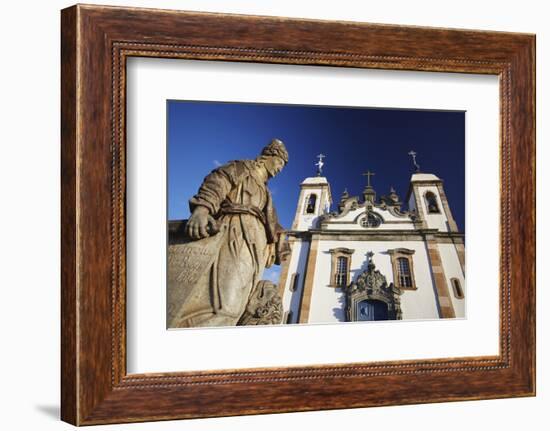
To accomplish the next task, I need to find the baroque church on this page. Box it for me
[277,154,466,324]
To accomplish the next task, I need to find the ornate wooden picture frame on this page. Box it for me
[61,4,535,425]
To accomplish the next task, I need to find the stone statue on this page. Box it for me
[167,138,289,328]
[237,280,283,326]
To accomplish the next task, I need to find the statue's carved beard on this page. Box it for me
[256,154,285,180]
[257,161,275,178]
[260,158,285,179]
[265,164,278,178]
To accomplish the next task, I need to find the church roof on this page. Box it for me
[301,176,330,185]
[410,173,441,182]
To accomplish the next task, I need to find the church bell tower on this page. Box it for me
[405,150,459,233]
[406,172,459,233]
[291,154,332,231]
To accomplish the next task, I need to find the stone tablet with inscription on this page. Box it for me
[167,221,225,327]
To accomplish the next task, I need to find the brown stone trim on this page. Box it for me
[412,179,444,185]
[411,185,428,229]
[454,241,466,275]
[347,233,425,241]
[299,184,329,189]
[319,233,427,241]
[443,233,465,243]
[277,239,294,298]
[425,238,456,318]
[434,235,461,244]
[297,235,320,323]
[287,230,463,243]
[291,189,306,230]
[437,183,459,232]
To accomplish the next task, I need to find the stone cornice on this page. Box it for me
[321,219,413,225]
[284,228,464,243]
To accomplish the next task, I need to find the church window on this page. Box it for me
[283,310,293,324]
[451,278,464,299]
[305,193,317,214]
[289,273,300,292]
[397,258,412,288]
[388,248,417,290]
[328,248,355,288]
[335,256,349,287]
[425,191,440,214]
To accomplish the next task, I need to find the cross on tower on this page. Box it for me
[408,150,420,172]
[315,153,326,176]
[362,170,376,188]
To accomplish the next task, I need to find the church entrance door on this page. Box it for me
[357,300,389,321]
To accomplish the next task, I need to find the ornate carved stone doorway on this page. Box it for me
[346,252,403,322]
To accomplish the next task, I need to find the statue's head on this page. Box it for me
[258,138,288,178]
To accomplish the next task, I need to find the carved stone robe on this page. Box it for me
[167,160,285,328]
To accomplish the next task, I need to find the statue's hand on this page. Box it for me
[187,206,217,240]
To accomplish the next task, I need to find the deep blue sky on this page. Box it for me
[167,100,465,234]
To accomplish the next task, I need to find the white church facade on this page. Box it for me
[277,161,466,324]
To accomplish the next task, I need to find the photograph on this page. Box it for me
[166,101,466,328]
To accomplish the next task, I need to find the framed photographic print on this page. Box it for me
[61,4,535,425]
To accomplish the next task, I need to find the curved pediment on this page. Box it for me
[319,201,416,231]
